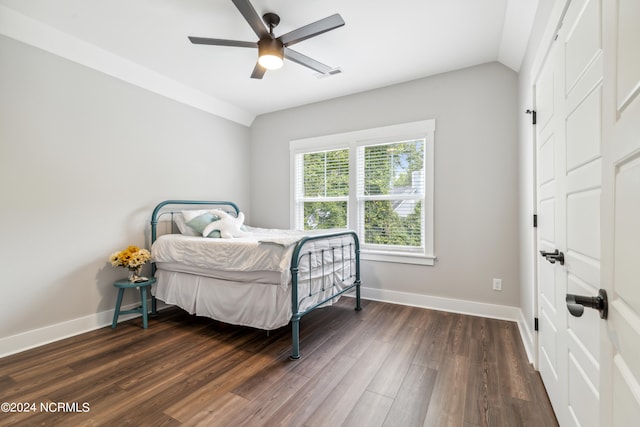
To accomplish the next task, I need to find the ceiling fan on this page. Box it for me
[188,0,345,79]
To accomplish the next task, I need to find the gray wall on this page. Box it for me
[0,35,250,340]
[250,62,520,307]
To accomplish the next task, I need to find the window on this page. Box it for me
[296,149,349,230]
[291,120,435,265]
[358,140,425,251]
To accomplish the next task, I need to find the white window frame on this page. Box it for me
[290,119,435,266]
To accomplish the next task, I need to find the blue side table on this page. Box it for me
[111,277,157,329]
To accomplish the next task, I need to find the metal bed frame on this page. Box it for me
[150,200,362,359]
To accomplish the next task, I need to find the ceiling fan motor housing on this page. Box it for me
[258,38,284,69]
[258,38,283,52]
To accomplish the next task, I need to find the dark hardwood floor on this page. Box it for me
[0,299,558,426]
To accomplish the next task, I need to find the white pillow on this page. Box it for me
[181,209,210,222]
[175,209,210,236]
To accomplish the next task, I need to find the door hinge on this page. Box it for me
[526,109,537,125]
[533,214,538,228]
[534,317,539,331]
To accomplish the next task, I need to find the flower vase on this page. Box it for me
[128,268,148,283]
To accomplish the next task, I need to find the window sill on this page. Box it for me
[360,250,436,266]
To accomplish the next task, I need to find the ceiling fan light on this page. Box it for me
[258,54,284,70]
[258,38,284,70]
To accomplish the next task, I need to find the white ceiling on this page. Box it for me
[0,0,538,125]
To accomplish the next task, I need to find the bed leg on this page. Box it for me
[151,296,157,316]
[289,315,301,360]
[355,281,362,312]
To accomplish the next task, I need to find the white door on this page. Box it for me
[599,0,640,424]
[535,0,604,425]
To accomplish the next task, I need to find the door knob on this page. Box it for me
[566,289,608,319]
[539,249,565,265]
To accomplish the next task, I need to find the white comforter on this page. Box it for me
[151,227,346,286]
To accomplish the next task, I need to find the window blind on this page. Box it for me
[357,140,425,248]
[295,149,349,230]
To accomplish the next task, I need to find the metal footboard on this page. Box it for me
[289,231,362,360]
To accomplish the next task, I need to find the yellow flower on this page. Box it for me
[108,246,151,270]
[109,252,121,267]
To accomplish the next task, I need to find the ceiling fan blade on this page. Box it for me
[279,14,345,47]
[284,48,333,74]
[188,37,257,48]
[250,62,266,79]
[232,0,270,40]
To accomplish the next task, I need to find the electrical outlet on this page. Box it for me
[492,278,502,291]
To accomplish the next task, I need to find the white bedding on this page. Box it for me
[151,227,310,286]
[152,226,355,286]
[153,270,293,329]
[153,262,281,283]
[151,227,358,330]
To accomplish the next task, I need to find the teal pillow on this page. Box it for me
[186,213,221,238]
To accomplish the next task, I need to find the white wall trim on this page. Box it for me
[358,286,535,363]
[0,301,168,358]
[360,286,520,320]
[516,308,536,364]
[0,5,254,127]
[2,288,536,364]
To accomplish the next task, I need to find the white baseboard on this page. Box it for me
[0,300,168,358]
[358,286,521,320]
[355,286,536,364]
[2,287,537,365]
[516,309,536,365]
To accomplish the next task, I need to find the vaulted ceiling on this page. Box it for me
[0,0,538,125]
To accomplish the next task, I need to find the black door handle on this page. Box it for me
[566,289,608,319]
[539,249,565,265]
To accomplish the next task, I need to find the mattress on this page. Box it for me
[151,227,309,286]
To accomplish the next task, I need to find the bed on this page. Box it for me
[149,200,362,359]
